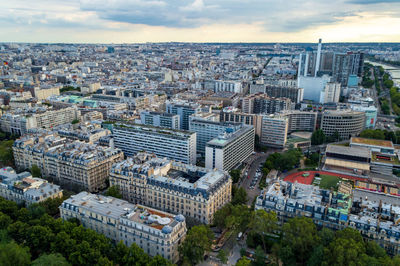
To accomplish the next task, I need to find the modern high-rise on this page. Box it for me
[140,111,180,129]
[113,123,197,164]
[279,110,317,133]
[189,116,242,155]
[60,192,187,263]
[219,107,263,137]
[260,115,288,148]
[13,133,123,192]
[298,39,364,86]
[109,152,232,224]
[205,125,255,171]
[166,100,202,130]
[321,110,365,140]
[319,82,341,103]
[241,93,292,114]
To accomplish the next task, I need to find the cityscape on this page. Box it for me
[1,1,400,266]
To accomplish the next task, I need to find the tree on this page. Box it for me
[0,212,12,229]
[229,169,241,183]
[25,225,55,257]
[236,256,251,266]
[217,249,228,264]
[281,217,320,264]
[71,119,80,124]
[0,241,31,266]
[179,225,214,265]
[311,129,326,145]
[31,253,70,266]
[254,245,267,266]
[360,129,385,140]
[31,164,42,178]
[105,185,122,199]
[0,139,14,166]
[250,210,278,252]
[323,236,366,265]
[232,186,247,205]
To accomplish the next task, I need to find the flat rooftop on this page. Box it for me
[63,192,181,231]
[326,144,371,159]
[351,137,394,149]
[353,189,400,207]
[206,125,253,147]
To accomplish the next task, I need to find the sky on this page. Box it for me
[1,0,400,43]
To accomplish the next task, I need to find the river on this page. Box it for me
[366,60,400,87]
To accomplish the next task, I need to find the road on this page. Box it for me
[239,152,271,205]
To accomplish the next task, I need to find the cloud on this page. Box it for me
[348,0,400,4]
[0,0,400,42]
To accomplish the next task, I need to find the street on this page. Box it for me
[239,152,270,205]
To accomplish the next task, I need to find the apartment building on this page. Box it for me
[205,125,255,171]
[255,181,400,255]
[279,110,317,133]
[0,167,62,205]
[140,111,180,129]
[109,152,232,224]
[113,123,197,165]
[60,192,186,263]
[219,107,263,137]
[189,115,242,155]
[242,93,291,114]
[166,100,203,130]
[0,106,80,135]
[321,110,365,140]
[13,133,123,192]
[260,115,288,148]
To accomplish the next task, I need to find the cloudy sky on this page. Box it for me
[1,0,400,43]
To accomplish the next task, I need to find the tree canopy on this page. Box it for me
[0,196,172,265]
[178,225,214,265]
[311,129,326,145]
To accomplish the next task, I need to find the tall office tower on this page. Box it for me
[189,115,243,155]
[113,124,197,164]
[109,152,232,224]
[60,192,187,263]
[13,133,123,192]
[205,125,255,171]
[166,100,202,130]
[241,93,292,114]
[321,110,365,140]
[332,52,364,86]
[260,115,288,148]
[298,39,364,86]
[140,111,180,129]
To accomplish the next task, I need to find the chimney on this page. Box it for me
[315,38,322,77]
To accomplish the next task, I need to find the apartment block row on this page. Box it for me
[13,133,123,192]
[109,152,232,224]
[60,192,186,263]
[255,180,400,255]
[0,167,62,205]
[0,106,80,135]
